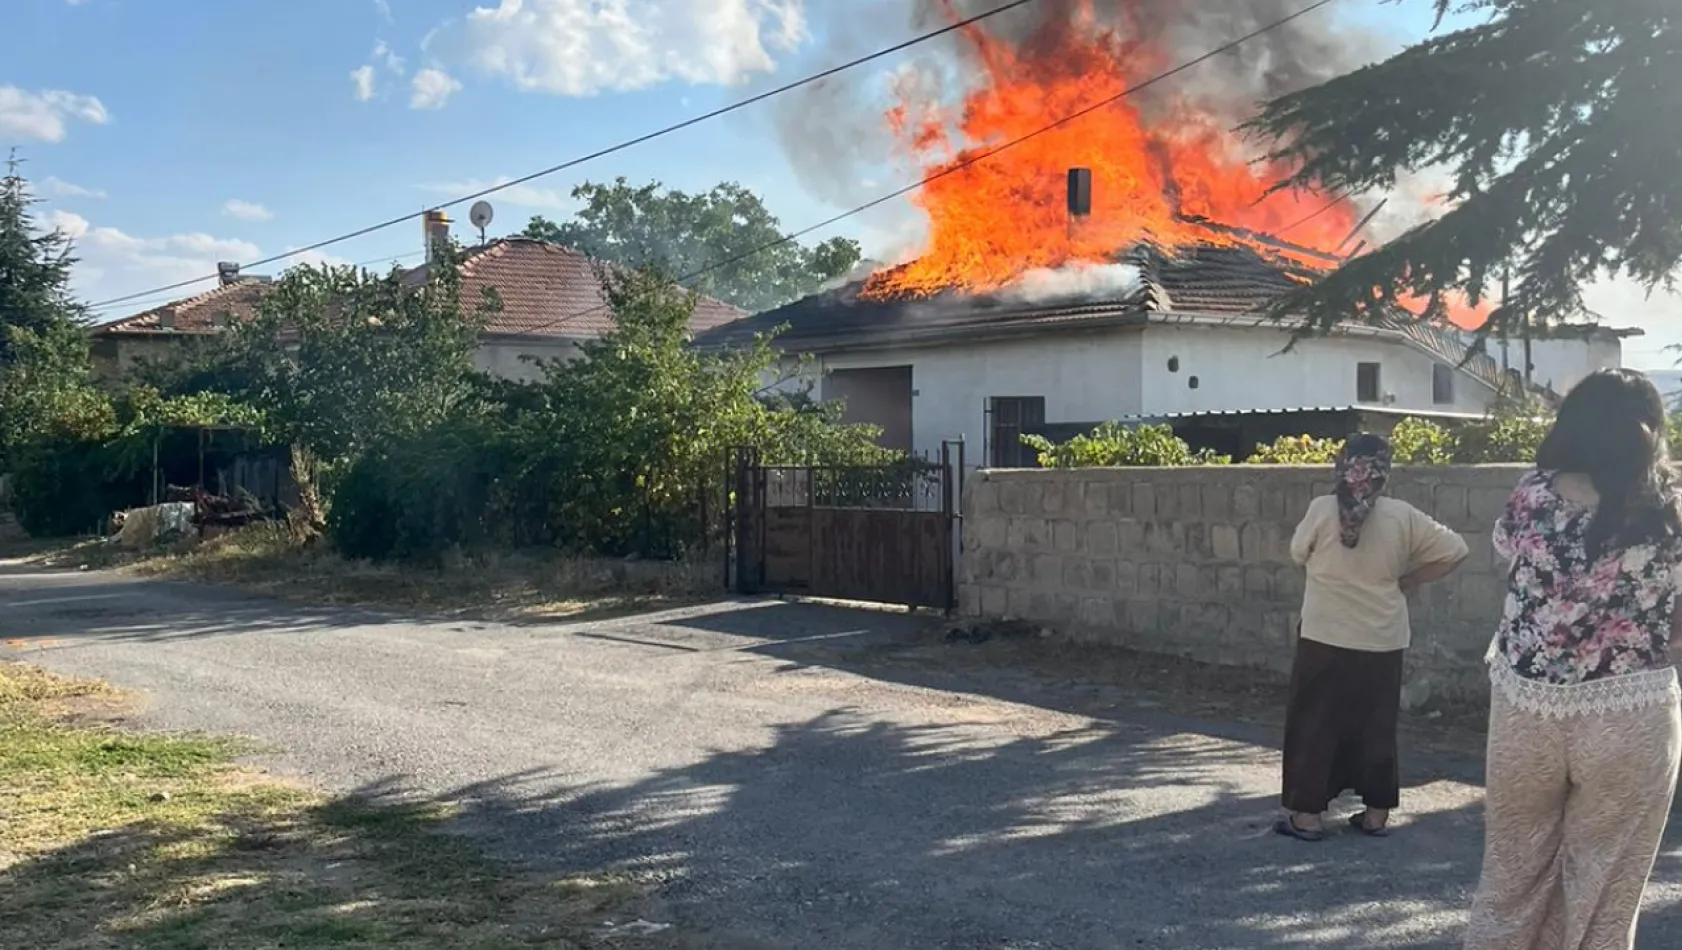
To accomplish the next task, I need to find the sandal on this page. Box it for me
[1348,811,1391,837]
[1274,816,1325,842]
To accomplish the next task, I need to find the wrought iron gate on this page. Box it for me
[727,442,964,610]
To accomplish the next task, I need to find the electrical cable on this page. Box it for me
[502,0,1345,338]
[84,0,1045,312]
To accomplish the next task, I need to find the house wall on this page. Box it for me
[818,330,1146,463]
[1137,324,1493,416]
[89,334,209,381]
[472,336,584,382]
[1521,337,1623,397]
[959,465,1521,709]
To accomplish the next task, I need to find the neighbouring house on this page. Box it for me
[89,214,744,383]
[695,241,1637,463]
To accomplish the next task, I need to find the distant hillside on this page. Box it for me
[1646,369,1682,397]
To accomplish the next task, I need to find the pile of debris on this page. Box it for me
[107,487,274,549]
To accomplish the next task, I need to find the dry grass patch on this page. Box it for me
[0,662,667,949]
[16,523,722,621]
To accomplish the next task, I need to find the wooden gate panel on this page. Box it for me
[731,450,961,610]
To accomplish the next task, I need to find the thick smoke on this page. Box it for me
[773,0,1381,249]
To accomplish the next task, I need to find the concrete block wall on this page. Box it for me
[959,465,1528,708]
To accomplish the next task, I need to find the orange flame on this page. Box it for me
[864,0,1360,300]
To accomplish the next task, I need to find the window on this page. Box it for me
[988,396,1046,468]
[1167,356,1180,373]
[1356,362,1382,403]
[1432,364,1455,405]
[1188,376,1200,390]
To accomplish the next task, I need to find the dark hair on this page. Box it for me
[1535,369,1682,557]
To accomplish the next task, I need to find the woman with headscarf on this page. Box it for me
[1464,370,1682,949]
[1276,433,1470,841]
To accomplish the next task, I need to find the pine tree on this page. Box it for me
[1245,1,1681,335]
[0,152,85,364]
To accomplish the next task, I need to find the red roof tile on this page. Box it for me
[92,238,745,340]
[416,238,745,337]
[93,279,271,335]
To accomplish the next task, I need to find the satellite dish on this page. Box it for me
[469,201,495,230]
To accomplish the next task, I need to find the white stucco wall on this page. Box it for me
[804,322,1507,465]
[1137,324,1493,416]
[473,336,584,382]
[1521,337,1623,397]
[818,330,1146,462]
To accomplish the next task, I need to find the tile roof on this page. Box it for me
[693,241,1523,395]
[92,238,745,340]
[93,278,272,335]
[693,242,1317,352]
[413,238,745,337]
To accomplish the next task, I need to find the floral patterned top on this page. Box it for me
[1491,469,1682,715]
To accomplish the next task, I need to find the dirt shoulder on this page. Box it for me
[0,661,695,950]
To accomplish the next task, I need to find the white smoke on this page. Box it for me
[1001,261,1143,303]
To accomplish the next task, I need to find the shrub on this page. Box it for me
[1244,434,1344,465]
[327,421,506,562]
[1450,413,1549,464]
[1390,417,1456,465]
[1022,422,1229,468]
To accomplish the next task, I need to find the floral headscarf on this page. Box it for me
[1335,433,1393,548]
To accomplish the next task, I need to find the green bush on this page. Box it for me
[1022,422,1229,468]
[1245,434,1345,464]
[327,422,506,562]
[1390,417,1457,464]
[6,437,135,537]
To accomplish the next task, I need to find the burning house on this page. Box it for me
[700,0,1634,463]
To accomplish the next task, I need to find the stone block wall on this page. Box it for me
[959,465,1528,708]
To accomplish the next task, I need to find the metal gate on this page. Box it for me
[727,442,964,610]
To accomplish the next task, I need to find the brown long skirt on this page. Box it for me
[1281,636,1405,814]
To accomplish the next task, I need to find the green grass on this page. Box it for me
[0,663,655,950]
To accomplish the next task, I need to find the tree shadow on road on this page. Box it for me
[342,707,1508,949]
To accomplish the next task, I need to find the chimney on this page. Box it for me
[423,210,451,263]
[1067,168,1093,219]
[158,310,175,331]
[217,261,241,286]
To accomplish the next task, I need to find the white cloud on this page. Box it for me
[41,176,105,199]
[0,86,109,143]
[47,210,262,312]
[410,68,462,109]
[373,40,406,74]
[222,199,274,222]
[419,176,575,213]
[453,0,807,97]
[374,0,393,23]
[350,65,378,102]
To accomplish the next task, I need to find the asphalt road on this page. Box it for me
[5,563,1682,949]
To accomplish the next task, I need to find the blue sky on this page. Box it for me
[6,0,1677,366]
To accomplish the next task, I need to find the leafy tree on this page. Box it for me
[0,154,85,365]
[214,253,490,530]
[328,268,891,561]
[522,178,861,312]
[1022,423,1230,468]
[1246,1,1680,335]
[223,254,489,467]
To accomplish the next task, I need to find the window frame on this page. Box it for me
[987,396,1047,468]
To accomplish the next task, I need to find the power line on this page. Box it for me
[503,0,1344,339]
[86,251,425,322]
[85,0,1045,313]
[1274,189,1352,238]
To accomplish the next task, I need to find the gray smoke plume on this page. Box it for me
[774,0,1380,235]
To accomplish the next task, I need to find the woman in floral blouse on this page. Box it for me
[1465,369,1682,950]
